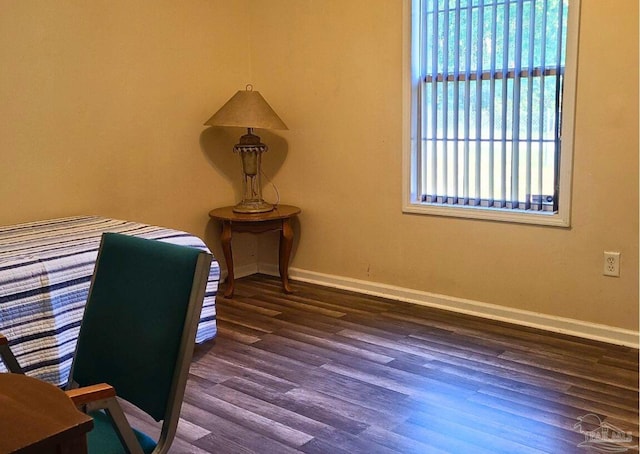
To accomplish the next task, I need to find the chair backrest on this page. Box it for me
[69,233,211,426]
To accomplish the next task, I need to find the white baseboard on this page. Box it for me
[258,263,639,348]
[220,263,258,283]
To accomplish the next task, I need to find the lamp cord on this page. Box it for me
[261,169,280,207]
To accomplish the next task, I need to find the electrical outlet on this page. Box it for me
[603,251,620,277]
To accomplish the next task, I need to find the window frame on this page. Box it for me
[402,0,581,227]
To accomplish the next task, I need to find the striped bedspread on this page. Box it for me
[0,216,219,386]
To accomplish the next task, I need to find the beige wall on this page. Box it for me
[1,1,637,331]
[252,0,639,331]
[0,0,259,265]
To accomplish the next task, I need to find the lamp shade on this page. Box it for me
[204,86,288,130]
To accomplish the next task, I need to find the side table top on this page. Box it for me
[209,205,301,222]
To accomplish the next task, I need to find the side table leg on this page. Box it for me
[220,221,235,298]
[279,218,294,293]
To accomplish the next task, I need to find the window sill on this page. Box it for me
[402,201,570,227]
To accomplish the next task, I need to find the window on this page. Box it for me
[403,0,580,226]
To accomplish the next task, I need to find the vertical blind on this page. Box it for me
[416,0,569,212]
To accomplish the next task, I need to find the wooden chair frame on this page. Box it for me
[0,334,24,374]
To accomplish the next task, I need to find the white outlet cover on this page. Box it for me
[603,251,621,277]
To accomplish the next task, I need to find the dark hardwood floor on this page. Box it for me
[126,274,639,453]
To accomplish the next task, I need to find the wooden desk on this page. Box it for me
[0,373,93,454]
[209,205,301,298]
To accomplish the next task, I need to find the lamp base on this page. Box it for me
[233,199,274,214]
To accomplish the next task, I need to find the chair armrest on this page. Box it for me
[65,383,116,407]
[3,347,140,453]
[66,383,145,454]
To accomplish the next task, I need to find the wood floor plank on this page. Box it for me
[213,322,262,344]
[274,327,396,364]
[393,420,512,454]
[125,274,638,453]
[251,334,332,367]
[387,310,610,361]
[221,375,371,435]
[283,387,409,431]
[252,293,348,318]
[405,394,583,451]
[210,383,331,436]
[477,386,639,429]
[183,386,314,448]
[299,425,403,454]
[564,384,639,412]
[396,336,576,392]
[359,425,451,454]
[499,349,639,389]
[319,360,479,401]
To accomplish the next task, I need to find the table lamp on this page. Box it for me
[205,85,288,213]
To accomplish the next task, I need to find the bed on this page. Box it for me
[0,216,219,386]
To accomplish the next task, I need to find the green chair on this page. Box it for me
[64,232,212,454]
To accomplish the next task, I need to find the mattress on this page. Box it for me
[0,216,219,386]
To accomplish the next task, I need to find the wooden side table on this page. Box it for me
[209,204,301,298]
[0,373,93,453]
